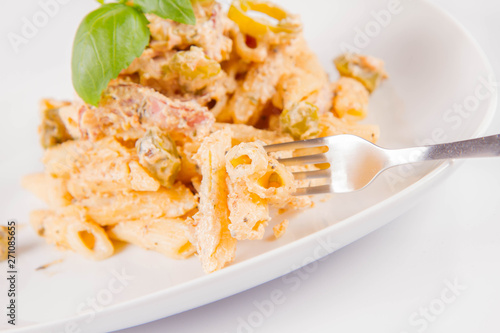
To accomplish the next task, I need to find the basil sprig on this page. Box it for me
[72,0,196,106]
[134,0,196,25]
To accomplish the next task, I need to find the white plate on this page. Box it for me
[0,0,496,332]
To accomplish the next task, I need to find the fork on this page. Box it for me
[264,134,500,196]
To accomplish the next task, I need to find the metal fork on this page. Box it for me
[264,134,500,196]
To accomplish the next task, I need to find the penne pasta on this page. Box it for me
[320,112,380,143]
[331,77,370,121]
[22,173,73,208]
[234,32,268,63]
[43,137,162,199]
[30,206,114,260]
[38,99,72,149]
[224,38,302,125]
[226,142,295,206]
[226,141,296,206]
[192,129,237,273]
[226,142,271,240]
[272,42,331,114]
[107,218,195,259]
[213,123,293,146]
[146,2,234,63]
[273,219,289,239]
[0,227,8,261]
[79,184,197,226]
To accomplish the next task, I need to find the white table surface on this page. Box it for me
[1,1,498,332]
[118,1,500,332]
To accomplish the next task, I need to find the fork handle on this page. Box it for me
[387,134,500,166]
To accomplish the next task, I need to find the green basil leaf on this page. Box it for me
[134,0,196,25]
[72,3,150,106]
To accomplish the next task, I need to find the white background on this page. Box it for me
[118,1,500,332]
[1,0,498,332]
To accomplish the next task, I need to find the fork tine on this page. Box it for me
[277,153,329,166]
[294,184,331,196]
[293,169,331,180]
[264,137,328,152]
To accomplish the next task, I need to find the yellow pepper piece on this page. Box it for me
[136,128,181,188]
[228,0,299,38]
[334,54,387,93]
[169,47,221,80]
[279,102,321,140]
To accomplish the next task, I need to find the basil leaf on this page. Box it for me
[72,3,150,106]
[134,0,196,25]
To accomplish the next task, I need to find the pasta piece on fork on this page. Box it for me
[191,128,237,273]
[225,141,296,240]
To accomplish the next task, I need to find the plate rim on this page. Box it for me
[7,0,498,331]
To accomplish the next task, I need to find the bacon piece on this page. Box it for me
[79,82,214,142]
